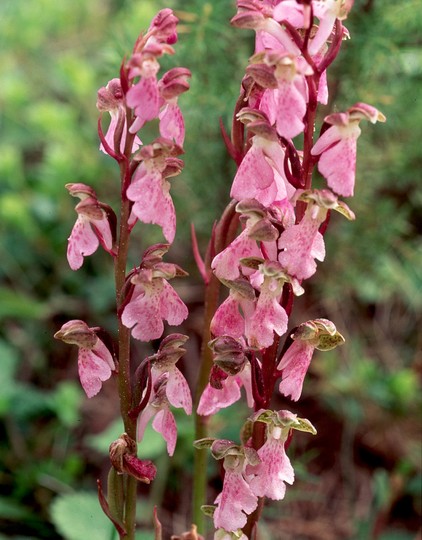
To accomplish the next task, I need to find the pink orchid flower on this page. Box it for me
[65,183,114,271]
[213,454,258,532]
[248,423,294,499]
[126,143,183,243]
[311,104,386,197]
[260,55,312,140]
[137,375,178,456]
[96,78,141,155]
[278,319,345,400]
[121,265,188,342]
[230,135,293,207]
[278,202,326,280]
[54,320,115,398]
[158,67,191,147]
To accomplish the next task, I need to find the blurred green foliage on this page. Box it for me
[0,0,420,538]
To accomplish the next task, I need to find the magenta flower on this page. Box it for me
[136,375,178,456]
[311,103,386,197]
[152,359,192,415]
[246,272,288,349]
[278,318,345,400]
[158,67,191,146]
[248,424,294,500]
[278,339,315,401]
[96,78,141,155]
[121,267,188,342]
[278,203,326,281]
[197,366,253,416]
[126,142,181,243]
[230,135,293,207]
[126,53,161,133]
[65,183,114,271]
[213,455,258,532]
[260,55,312,140]
[54,320,115,398]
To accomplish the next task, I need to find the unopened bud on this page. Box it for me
[209,336,247,376]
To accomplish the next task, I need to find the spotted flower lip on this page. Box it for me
[54,320,115,398]
[66,192,115,271]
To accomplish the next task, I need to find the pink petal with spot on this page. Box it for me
[214,469,258,531]
[78,346,113,398]
[212,230,261,281]
[159,102,185,146]
[165,366,192,414]
[246,294,288,349]
[278,340,315,401]
[159,281,189,326]
[67,216,99,270]
[317,137,357,197]
[248,436,294,499]
[127,169,176,243]
[127,77,160,130]
[121,286,164,341]
[211,295,245,339]
[271,82,307,139]
[197,378,242,416]
[230,144,276,205]
[152,408,177,456]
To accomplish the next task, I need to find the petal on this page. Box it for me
[317,137,357,197]
[128,171,176,243]
[197,378,242,416]
[214,470,258,531]
[121,286,164,341]
[230,144,275,204]
[165,366,192,414]
[278,341,315,401]
[274,82,307,139]
[159,102,185,146]
[152,408,177,456]
[211,295,245,339]
[159,281,189,326]
[78,347,112,398]
[211,231,261,281]
[67,216,99,270]
[249,437,294,500]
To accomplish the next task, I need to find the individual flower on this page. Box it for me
[197,364,254,416]
[126,51,161,133]
[158,67,191,147]
[278,318,345,400]
[230,111,294,206]
[196,440,260,532]
[126,140,183,243]
[136,374,178,456]
[248,423,294,500]
[245,263,289,349]
[96,78,141,155]
[121,245,188,342]
[54,320,115,398]
[65,183,115,271]
[311,103,386,197]
[150,334,192,414]
[260,54,312,140]
[246,410,316,499]
[278,198,326,281]
[211,199,279,282]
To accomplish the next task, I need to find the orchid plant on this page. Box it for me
[54,2,385,539]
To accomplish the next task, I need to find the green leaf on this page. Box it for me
[51,492,114,540]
